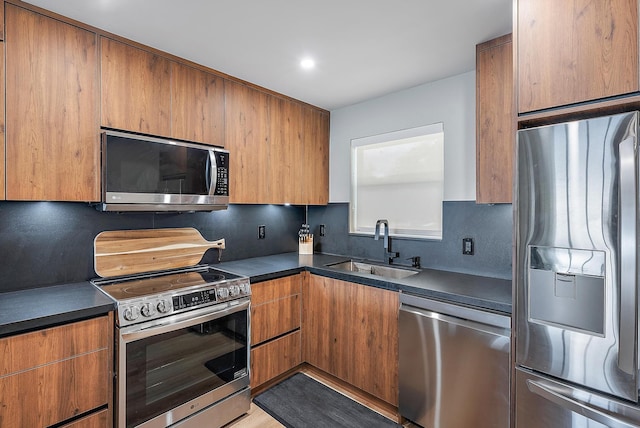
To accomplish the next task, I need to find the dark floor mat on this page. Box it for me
[253,373,402,428]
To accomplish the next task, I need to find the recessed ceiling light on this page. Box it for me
[300,58,315,70]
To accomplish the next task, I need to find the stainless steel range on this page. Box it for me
[93,265,251,428]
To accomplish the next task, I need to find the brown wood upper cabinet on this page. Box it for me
[302,274,399,406]
[0,0,4,199]
[171,62,225,146]
[5,4,100,201]
[517,0,638,113]
[225,80,330,205]
[101,38,226,146]
[0,3,5,40]
[301,106,330,205]
[268,98,330,205]
[225,80,270,203]
[101,37,172,137]
[476,34,514,204]
[0,41,5,201]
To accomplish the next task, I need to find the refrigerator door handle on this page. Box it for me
[527,379,638,428]
[618,136,637,375]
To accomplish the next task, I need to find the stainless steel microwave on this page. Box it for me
[99,130,229,212]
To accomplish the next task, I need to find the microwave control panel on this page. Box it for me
[213,151,229,196]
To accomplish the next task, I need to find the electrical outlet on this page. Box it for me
[462,237,474,255]
[258,225,266,239]
[319,224,325,237]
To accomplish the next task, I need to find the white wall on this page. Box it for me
[329,71,476,202]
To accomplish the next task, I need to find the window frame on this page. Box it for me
[349,123,444,240]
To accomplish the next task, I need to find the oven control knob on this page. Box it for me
[141,302,156,318]
[123,306,140,322]
[229,285,240,297]
[156,299,171,314]
[217,287,230,299]
[238,283,250,295]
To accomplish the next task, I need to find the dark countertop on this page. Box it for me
[217,252,512,314]
[1,251,511,337]
[0,281,115,338]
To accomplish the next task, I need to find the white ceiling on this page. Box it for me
[23,0,512,111]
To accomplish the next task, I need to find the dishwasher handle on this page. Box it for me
[400,303,510,338]
[400,293,511,330]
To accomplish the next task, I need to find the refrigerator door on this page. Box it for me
[515,112,639,401]
[516,367,640,428]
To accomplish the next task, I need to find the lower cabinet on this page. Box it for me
[0,315,113,428]
[302,274,399,406]
[250,274,302,389]
[251,331,302,388]
[249,272,399,406]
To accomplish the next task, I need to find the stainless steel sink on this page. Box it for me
[326,260,419,279]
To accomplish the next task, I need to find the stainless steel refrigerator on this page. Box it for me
[515,111,640,427]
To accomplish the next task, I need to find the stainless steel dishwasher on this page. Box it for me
[399,293,511,428]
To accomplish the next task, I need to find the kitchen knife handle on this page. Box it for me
[618,136,637,375]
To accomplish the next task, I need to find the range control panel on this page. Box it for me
[116,279,250,327]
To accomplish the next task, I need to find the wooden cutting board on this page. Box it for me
[94,227,225,278]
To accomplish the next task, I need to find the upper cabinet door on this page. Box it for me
[0,3,5,41]
[5,5,100,201]
[225,84,330,205]
[0,42,4,200]
[301,106,329,206]
[100,37,171,136]
[518,0,638,113]
[224,80,270,204]
[476,34,514,204]
[171,62,225,146]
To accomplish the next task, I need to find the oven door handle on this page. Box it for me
[121,299,250,342]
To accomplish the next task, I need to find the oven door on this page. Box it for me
[117,299,250,428]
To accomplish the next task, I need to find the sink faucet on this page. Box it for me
[374,219,399,264]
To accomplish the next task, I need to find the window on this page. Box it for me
[350,123,444,239]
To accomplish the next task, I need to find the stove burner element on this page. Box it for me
[120,282,174,296]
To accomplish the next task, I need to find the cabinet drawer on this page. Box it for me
[0,316,110,376]
[251,275,301,305]
[250,331,301,388]
[0,349,110,427]
[251,294,300,345]
[60,408,110,428]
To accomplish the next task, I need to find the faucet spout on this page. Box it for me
[374,219,389,250]
[375,219,399,264]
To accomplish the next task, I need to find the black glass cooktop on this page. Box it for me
[93,266,241,301]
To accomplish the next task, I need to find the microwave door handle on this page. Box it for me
[206,151,217,195]
[618,136,637,375]
[526,379,639,428]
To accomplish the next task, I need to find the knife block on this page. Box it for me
[298,235,313,255]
